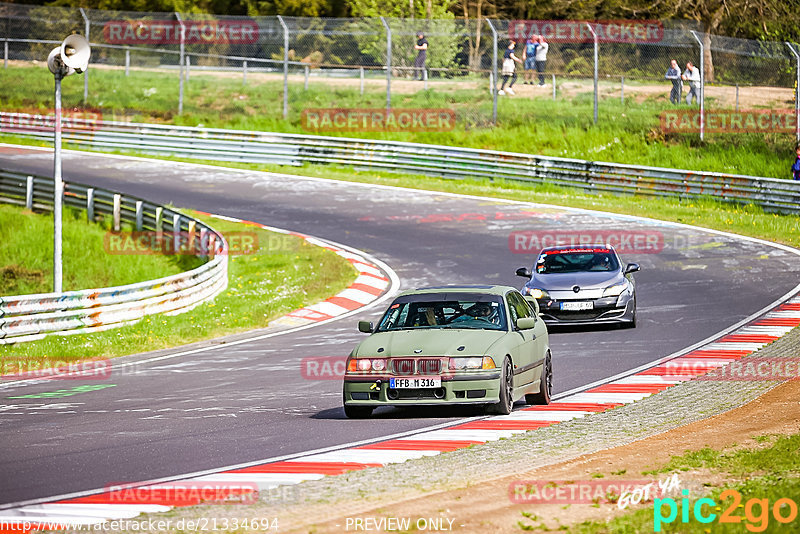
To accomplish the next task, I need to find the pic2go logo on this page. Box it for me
[654,489,799,532]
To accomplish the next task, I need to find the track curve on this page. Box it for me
[1,145,799,506]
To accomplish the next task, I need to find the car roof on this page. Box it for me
[539,244,618,254]
[397,285,518,297]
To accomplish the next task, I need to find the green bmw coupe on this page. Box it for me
[343,285,552,418]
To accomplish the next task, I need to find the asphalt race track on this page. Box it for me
[1,146,799,507]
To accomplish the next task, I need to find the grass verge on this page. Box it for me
[0,203,201,295]
[1,64,796,179]
[568,433,800,533]
[2,209,358,364]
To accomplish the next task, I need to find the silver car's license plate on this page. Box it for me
[561,301,594,311]
[390,377,441,389]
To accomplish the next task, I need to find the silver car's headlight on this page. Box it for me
[525,287,550,299]
[602,282,628,297]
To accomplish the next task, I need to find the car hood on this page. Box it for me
[529,271,623,291]
[354,328,507,358]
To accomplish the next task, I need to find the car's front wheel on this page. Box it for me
[488,357,514,415]
[343,405,373,419]
[525,352,552,405]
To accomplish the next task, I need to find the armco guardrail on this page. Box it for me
[2,112,800,213]
[0,170,228,344]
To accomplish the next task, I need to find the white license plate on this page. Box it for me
[561,301,594,311]
[390,377,441,389]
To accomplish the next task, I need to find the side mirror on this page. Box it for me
[524,295,540,315]
[516,266,532,278]
[516,317,537,330]
[624,263,640,274]
[357,321,373,333]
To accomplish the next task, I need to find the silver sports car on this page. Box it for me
[516,244,639,327]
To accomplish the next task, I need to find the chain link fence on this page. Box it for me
[1,2,799,137]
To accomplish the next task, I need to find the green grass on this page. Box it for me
[568,434,800,533]
[1,64,795,179]
[2,209,358,365]
[0,203,201,295]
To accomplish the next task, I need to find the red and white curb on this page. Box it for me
[198,213,391,328]
[2,292,798,532]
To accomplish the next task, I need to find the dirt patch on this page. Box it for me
[289,379,800,533]
[1,264,45,294]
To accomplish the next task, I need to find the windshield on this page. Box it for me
[535,248,619,274]
[376,295,507,331]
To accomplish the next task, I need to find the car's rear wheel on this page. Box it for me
[525,352,552,405]
[343,405,373,419]
[488,357,514,415]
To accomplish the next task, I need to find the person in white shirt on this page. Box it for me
[535,35,549,86]
[682,61,701,105]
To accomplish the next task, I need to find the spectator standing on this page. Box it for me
[792,141,800,180]
[499,40,522,95]
[665,59,682,104]
[522,36,538,85]
[535,35,549,86]
[413,32,428,81]
[682,61,701,105]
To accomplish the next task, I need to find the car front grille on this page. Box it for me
[390,358,442,375]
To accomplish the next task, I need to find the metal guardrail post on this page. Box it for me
[242,60,247,85]
[25,175,33,209]
[185,55,190,83]
[79,8,90,104]
[112,193,121,231]
[4,39,7,69]
[135,200,143,230]
[585,22,598,125]
[125,47,130,76]
[487,19,498,125]
[690,30,704,141]
[359,66,364,95]
[175,13,186,115]
[304,64,309,90]
[173,213,181,252]
[621,76,624,104]
[552,74,556,101]
[87,187,94,222]
[380,17,391,113]
[735,83,739,111]
[155,206,163,241]
[277,15,289,119]
[786,42,800,143]
[423,68,427,90]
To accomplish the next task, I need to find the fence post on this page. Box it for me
[304,64,309,90]
[242,60,247,85]
[487,19,498,125]
[735,83,739,111]
[155,206,163,241]
[79,8,89,104]
[552,73,556,100]
[585,22,598,124]
[360,66,364,95]
[4,39,7,69]
[690,30,704,141]
[277,15,289,119]
[185,55,190,83]
[175,13,186,115]
[25,175,33,209]
[621,75,624,104]
[124,47,130,76]
[173,213,181,252]
[86,187,94,222]
[380,16,391,113]
[786,42,800,143]
[423,68,427,90]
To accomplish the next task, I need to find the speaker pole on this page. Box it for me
[53,69,63,293]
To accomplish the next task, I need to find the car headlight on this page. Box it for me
[525,287,550,299]
[449,356,496,370]
[602,282,628,297]
[346,357,387,373]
